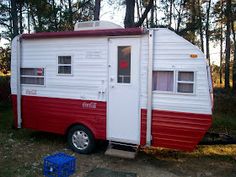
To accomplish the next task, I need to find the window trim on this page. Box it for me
[176,71,196,94]
[152,69,196,95]
[56,55,73,76]
[20,67,46,87]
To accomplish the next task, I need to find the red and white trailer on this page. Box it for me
[11,21,213,154]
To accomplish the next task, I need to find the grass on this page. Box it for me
[210,90,236,137]
[0,105,66,177]
[211,113,236,138]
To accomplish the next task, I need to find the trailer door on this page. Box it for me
[107,38,140,144]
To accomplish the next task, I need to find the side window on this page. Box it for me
[21,68,45,85]
[177,71,194,93]
[153,71,174,92]
[117,46,131,83]
[58,56,72,75]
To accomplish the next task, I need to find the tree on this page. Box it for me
[68,0,73,29]
[198,0,204,52]
[225,0,231,89]
[124,0,135,28]
[232,22,236,89]
[10,0,18,38]
[0,47,10,74]
[232,4,236,90]
[94,0,101,20]
[205,0,212,63]
[135,0,154,27]
[212,0,226,86]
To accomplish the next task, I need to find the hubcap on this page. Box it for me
[72,130,89,150]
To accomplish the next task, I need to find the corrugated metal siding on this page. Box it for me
[140,29,212,115]
[12,37,108,102]
[141,109,212,151]
[12,95,106,139]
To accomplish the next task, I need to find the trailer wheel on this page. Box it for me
[67,125,95,154]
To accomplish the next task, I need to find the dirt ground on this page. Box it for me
[0,130,236,177]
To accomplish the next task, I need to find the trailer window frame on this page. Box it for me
[20,68,45,86]
[152,69,196,95]
[176,71,195,94]
[57,55,73,76]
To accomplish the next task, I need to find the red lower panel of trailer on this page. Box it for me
[12,95,211,151]
[140,109,212,151]
[11,95,107,140]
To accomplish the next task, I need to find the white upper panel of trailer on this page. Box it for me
[140,29,211,114]
[11,27,212,115]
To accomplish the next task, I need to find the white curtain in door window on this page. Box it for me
[153,71,174,91]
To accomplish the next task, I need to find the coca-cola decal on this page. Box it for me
[82,102,97,109]
[26,89,37,95]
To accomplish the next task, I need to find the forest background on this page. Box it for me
[0,0,236,90]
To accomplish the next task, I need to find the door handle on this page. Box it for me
[110,77,114,82]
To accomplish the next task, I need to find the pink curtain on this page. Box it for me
[153,71,174,91]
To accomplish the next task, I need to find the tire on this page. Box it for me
[67,125,95,154]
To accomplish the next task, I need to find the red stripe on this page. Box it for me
[140,109,212,151]
[21,28,144,40]
[11,95,106,140]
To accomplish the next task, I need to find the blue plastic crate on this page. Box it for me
[43,153,76,177]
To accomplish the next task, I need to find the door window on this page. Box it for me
[117,46,131,83]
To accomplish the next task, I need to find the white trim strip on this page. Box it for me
[16,36,22,128]
[146,29,154,146]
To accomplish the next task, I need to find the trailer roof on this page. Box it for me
[21,28,145,40]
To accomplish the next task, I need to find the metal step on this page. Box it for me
[105,141,139,159]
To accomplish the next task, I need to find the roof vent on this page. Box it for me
[74,21,123,31]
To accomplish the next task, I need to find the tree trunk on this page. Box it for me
[150,3,154,27]
[205,0,211,63]
[136,0,141,20]
[198,0,204,52]
[220,22,223,85]
[10,0,18,38]
[94,0,101,20]
[220,0,224,85]
[225,0,231,89]
[68,0,73,29]
[135,0,154,27]
[154,0,158,25]
[231,11,236,89]
[124,0,135,28]
[19,0,23,34]
[52,0,58,31]
[169,0,173,28]
[175,0,184,33]
[27,0,31,33]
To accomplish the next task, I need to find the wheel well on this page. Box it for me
[65,123,95,138]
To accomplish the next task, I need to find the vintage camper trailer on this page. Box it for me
[11,21,213,154]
